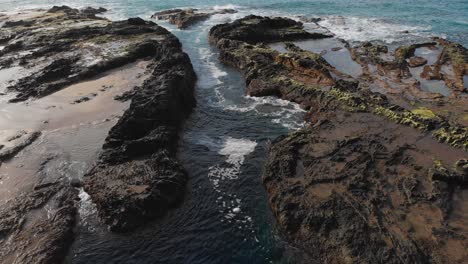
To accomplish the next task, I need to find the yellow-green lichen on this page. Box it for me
[433,127,468,150]
[444,43,467,66]
[328,88,367,112]
[372,105,433,130]
[411,107,437,119]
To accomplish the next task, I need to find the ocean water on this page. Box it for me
[1,0,467,46]
[1,1,466,263]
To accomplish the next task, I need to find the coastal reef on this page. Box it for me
[152,8,237,29]
[83,33,196,231]
[210,15,468,263]
[0,5,196,263]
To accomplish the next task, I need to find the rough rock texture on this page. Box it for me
[421,38,468,92]
[0,182,78,264]
[210,15,468,263]
[351,39,467,96]
[0,6,170,102]
[0,131,41,163]
[210,15,332,44]
[264,115,468,263]
[152,8,237,29]
[0,6,196,263]
[83,28,196,232]
[408,56,428,67]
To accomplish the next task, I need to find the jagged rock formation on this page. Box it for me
[152,8,237,29]
[83,36,196,231]
[210,15,332,44]
[0,183,78,264]
[210,15,468,263]
[0,6,196,263]
[0,6,171,102]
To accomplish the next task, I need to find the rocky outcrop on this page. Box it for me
[264,114,467,263]
[0,6,170,102]
[421,38,468,92]
[0,182,78,264]
[210,15,468,263]
[151,8,237,29]
[0,6,196,263]
[0,131,41,163]
[210,15,332,44]
[83,28,196,232]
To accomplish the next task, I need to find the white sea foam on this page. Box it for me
[219,137,257,166]
[213,4,244,11]
[207,137,257,233]
[78,188,98,231]
[198,47,227,85]
[318,16,431,43]
[223,96,306,130]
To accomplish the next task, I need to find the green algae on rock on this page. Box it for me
[209,15,468,263]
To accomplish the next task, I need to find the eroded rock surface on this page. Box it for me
[0,6,170,102]
[83,24,196,232]
[0,182,78,264]
[0,6,196,263]
[210,15,468,263]
[264,114,468,263]
[210,15,332,44]
[152,8,237,29]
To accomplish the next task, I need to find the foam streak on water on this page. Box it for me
[318,16,432,44]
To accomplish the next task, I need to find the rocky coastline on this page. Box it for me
[0,4,466,264]
[152,8,237,29]
[209,15,468,263]
[0,5,196,262]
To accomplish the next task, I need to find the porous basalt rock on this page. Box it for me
[209,15,468,263]
[152,8,237,29]
[209,15,332,44]
[0,7,197,263]
[210,17,465,144]
[83,32,196,232]
[263,115,468,263]
[0,7,170,102]
[0,182,78,264]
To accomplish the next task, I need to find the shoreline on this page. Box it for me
[0,4,467,263]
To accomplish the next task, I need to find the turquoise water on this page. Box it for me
[2,0,467,46]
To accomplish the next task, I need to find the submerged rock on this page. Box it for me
[152,8,237,29]
[0,131,41,163]
[408,56,428,67]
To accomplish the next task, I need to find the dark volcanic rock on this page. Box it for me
[209,15,468,263]
[263,116,468,263]
[209,15,332,44]
[0,182,78,264]
[0,8,168,102]
[83,33,196,232]
[47,5,107,18]
[0,7,197,262]
[152,8,237,29]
